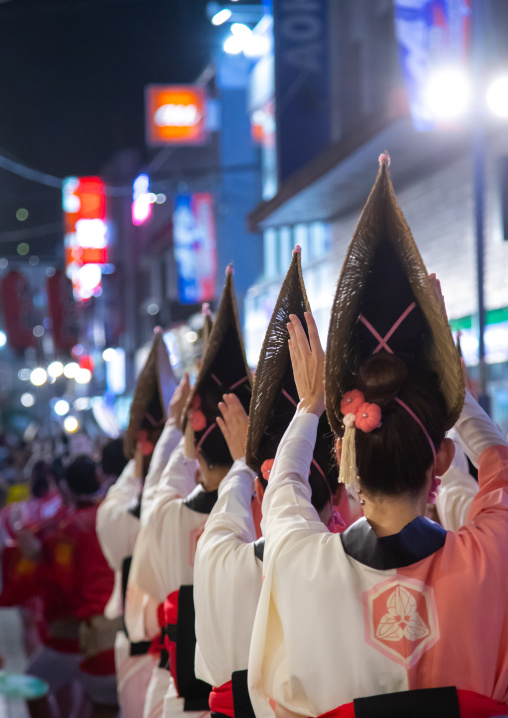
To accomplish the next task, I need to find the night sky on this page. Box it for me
[0,0,244,258]
[0,0,219,176]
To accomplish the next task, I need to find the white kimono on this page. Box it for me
[194,459,273,717]
[127,437,206,718]
[97,422,181,718]
[435,430,479,532]
[248,395,508,717]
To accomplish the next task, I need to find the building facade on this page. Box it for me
[244,0,508,430]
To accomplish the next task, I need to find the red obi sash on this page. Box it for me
[147,603,167,656]
[316,689,508,718]
[164,590,180,691]
[209,680,235,717]
[80,649,116,676]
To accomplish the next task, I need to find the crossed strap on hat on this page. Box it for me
[195,373,250,453]
[356,302,436,462]
[338,301,438,491]
[281,388,327,481]
[358,302,416,355]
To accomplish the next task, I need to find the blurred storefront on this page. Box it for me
[245,0,508,432]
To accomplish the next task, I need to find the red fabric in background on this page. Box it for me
[42,505,114,621]
[80,649,116,676]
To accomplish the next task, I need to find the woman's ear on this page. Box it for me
[435,437,455,477]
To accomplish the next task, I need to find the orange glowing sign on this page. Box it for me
[146,85,207,146]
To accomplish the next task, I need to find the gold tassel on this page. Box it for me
[338,415,357,489]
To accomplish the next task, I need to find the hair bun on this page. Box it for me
[357,354,408,406]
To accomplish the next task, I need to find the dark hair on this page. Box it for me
[257,423,336,514]
[31,461,52,499]
[65,455,99,496]
[101,438,128,478]
[196,382,236,470]
[354,354,447,497]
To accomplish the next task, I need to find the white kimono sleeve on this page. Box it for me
[126,437,198,640]
[249,412,333,717]
[453,390,508,467]
[140,421,182,520]
[435,429,479,531]
[194,459,262,688]
[96,459,141,571]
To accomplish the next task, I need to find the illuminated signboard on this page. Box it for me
[63,176,108,300]
[145,85,207,146]
[173,193,216,304]
[132,173,152,226]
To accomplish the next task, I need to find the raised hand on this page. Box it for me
[169,373,191,430]
[217,393,249,462]
[287,312,325,417]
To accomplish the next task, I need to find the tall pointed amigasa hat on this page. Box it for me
[183,267,252,465]
[124,329,178,459]
[247,247,339,503]
[325,152,464,442]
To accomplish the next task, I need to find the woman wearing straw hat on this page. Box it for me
[248,155,508,718]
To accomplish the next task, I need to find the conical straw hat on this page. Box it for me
[183,267,252,464]
[124,329,177,459]
[247,247,339,493]
[325,152,464,435]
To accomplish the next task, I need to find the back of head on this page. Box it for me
[354,354,448,497]
[101,438,128,478]
[257,421,337,514]
[65,455,99,496]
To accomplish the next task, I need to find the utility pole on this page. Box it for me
[472,0,490,413]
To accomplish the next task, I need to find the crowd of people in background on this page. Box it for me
[1,155,508,718]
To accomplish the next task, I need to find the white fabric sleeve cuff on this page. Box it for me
[218,458,256,498]
[453,390,508,468]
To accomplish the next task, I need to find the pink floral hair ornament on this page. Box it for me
[340,390,365,416]
[338,393,382,489]
[261,458,275,481]
[355,402,382,433]
[190,410,207,432]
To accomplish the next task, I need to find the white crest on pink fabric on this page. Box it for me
[363,577,440,669]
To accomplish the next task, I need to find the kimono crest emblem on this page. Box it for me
[363,576,440,668]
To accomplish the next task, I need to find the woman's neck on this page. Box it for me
[361,484,430,538]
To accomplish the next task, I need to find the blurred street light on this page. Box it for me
[30,368,47,386]
[21,393,35,408]
[486,76,508,117]
[424,68,471,122]
[74,397,91,411]
[63,362,79,379]
[212,8,231,25]
[0,331,6,348]
[102,348,117,362]
[224,34,244,54]
[47,361,64,378]
[54,399,70,416]
[75,368,92,384]
[64,416,79,433]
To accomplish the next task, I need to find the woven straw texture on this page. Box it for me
[246,250,309,472]
[124,332,177,458]
[183,269,252,459]
[246,251,339,488]
[325,159,464,435]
